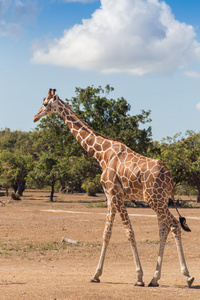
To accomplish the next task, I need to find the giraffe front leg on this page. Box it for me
[115,201,144,286]
[90,202,116,283]
[149,220,170,287]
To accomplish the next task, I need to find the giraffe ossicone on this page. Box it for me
[33,88,194,288]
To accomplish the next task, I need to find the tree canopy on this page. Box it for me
[67,85,152,154]
[158,131,200,202]
[0,85,199,202]
[25,85,152,200]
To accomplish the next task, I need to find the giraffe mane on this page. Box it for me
[93,129,125,145]
[48,87,126,146]
[64,101,125,146]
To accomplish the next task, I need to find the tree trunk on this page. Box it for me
[77,181,82,193]
[192,173,200,203]
[50,184,54,202]
[197,189,200,203]
[13,183,18,193]
[17,181,26,196]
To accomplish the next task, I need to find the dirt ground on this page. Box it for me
[0,190,200,300]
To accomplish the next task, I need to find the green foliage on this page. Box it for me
[0,129,36,195]
[174,185,197,197]
[34,113,70,156]
[0,161,14,195]
[11,192,21,201]
[29,84,152,198]
[157,131,200,202]
[0,128,33,155]
[67,85,152,155]
[37,84,151,194]
[82,181,98,196]
[27,152,61,201]
[0,85,200,203]
[0,85,200,204]
[0,150,34,195]
[82,175,102,196]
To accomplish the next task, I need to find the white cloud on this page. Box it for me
[32,0,200,75]
[196,102,200,111]
[183,70,200,78]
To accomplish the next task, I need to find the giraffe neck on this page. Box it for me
[56,99,105,162]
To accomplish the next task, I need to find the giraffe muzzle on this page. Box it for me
[33,114,39,122]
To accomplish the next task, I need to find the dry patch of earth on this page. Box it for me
[0,190,200,299]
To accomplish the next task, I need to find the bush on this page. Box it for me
[175,185,197,197]
[11,192,21,201]
[87,182,98,196]
[82,180,99,196]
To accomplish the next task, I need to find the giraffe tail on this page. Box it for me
[179,216,191,232]
[171,193,191,232]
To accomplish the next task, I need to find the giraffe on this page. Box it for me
[33,88,194,288]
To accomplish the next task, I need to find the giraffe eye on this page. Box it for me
[43,102,48,107]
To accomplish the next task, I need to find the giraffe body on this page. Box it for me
[34,89,194,287]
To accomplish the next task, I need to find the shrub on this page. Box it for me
[87,182,98,196]
[11,192,21,201]
[82,180,98,196]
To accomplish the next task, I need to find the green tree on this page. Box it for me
[0,128,32,154]
[67,156,101,192]
[0,151,33,196]
[34,113,70,156]
[27,153,62,201]
[67,85,152,154]
[160,131,200,202]
[31,85,152,194]
[0,161,14,196]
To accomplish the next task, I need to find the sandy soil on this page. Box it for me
[0,190,199,300]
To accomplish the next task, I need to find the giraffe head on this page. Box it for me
[33,88,59,122]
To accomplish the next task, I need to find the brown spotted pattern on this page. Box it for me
[33,89,194,287]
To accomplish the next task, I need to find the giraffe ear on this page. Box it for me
[43,97,46,102]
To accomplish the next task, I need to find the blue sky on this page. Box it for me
[1,0,200,141]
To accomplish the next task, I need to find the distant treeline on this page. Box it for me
[0,86,199,202]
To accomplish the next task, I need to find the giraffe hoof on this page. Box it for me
[187,277,194,288]
[90,278,100,283]
[148,281,159,287]
[134,281,145,287]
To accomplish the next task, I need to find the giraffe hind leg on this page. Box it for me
[170,220,194,287]
[152,207,194,288]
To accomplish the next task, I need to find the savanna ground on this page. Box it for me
[0,190,200,300]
